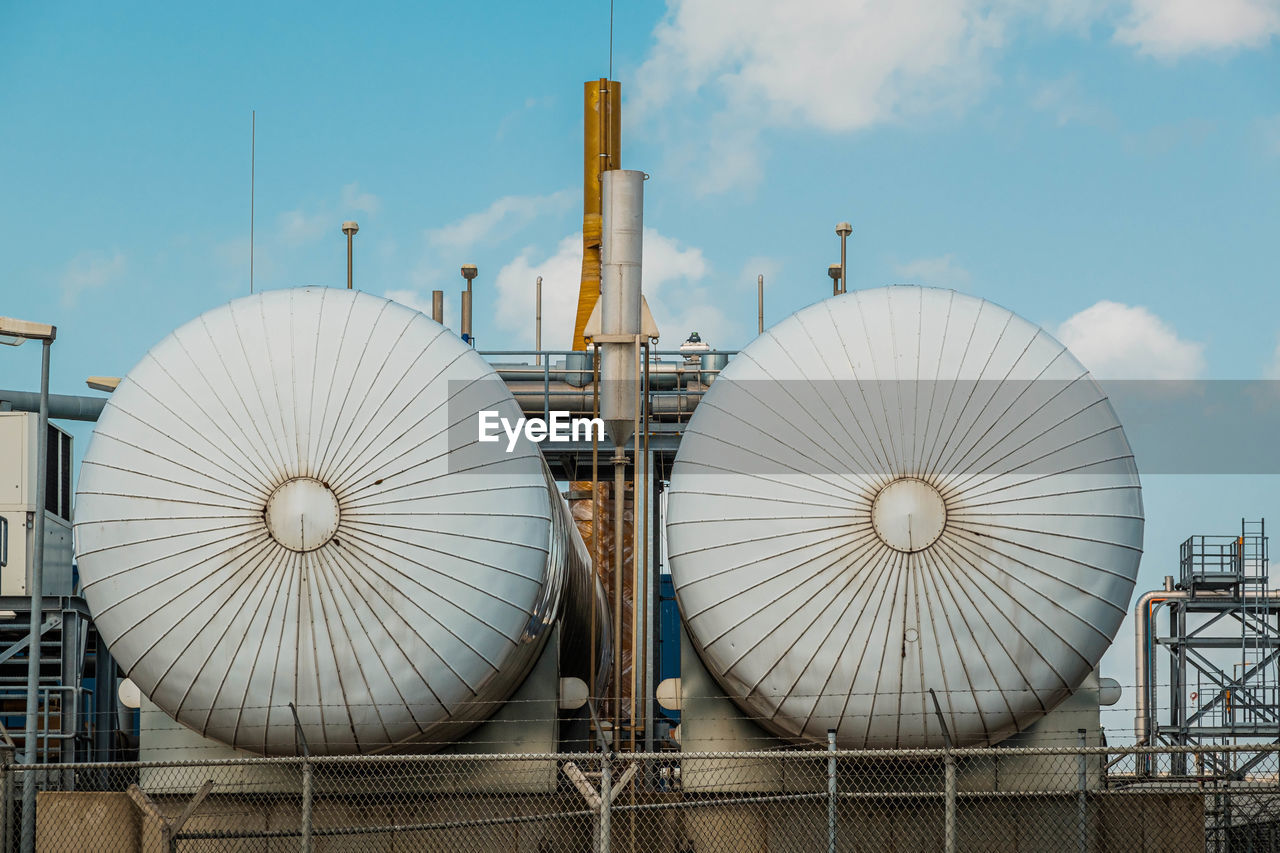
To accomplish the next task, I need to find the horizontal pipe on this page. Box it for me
[494,359,724,391]
[0,360,728,425]
[506,381,707,418]
[0,390,105,422]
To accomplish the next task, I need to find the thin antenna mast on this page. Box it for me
[609,0,614,79]
[250,110,256,294]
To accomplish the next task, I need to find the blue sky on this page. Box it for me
[2,1,1279,730]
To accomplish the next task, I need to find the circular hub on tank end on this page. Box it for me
[871,478,947,553]
[265,477,341,552]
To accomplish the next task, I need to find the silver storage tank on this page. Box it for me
[666,285,1143,748]
[74,287,607,755]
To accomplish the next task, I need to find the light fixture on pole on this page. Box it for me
[342,221,359,290]
[0,315,55,853]
[835,222,852,294]
[827,264,842,297]
[535,275,543,365]
[460,264,478,346]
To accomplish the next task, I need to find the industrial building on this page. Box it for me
[0,78,1276,852]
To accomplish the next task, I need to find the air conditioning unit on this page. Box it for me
[0,412,74,597]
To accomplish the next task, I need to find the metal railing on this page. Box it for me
[479,348,736,424]
[4,743,1278,852]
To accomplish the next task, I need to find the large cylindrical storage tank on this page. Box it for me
[74,287,607,755]
[666,286,1142,748]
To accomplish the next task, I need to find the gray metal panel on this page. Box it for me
[666,286,1143,748]
[74,287,566,755]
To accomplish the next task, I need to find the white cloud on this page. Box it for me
[737,256,783,293]
[632,0,1011,192]
[490,228,740,351]
[631,0,1277,191]
[277,208,330,247]
[341,182,381,215]
[60,250,126,307]
[636,0,1003,133]
[1264,336,1280,379]
[426,190,574,254]
[894,255,972,290]
[1055,301,1206,379]
[1258,114,1280,157]
[277,183,381,248]
[1030,74,1110,127]
[492,233,584,351]
[1115,0,1280,57]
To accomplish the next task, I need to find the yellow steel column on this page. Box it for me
[573,78,621,351]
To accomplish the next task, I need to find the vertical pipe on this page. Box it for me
[629,335,641,753]
[1134,590,1194,755]
[20,339,50,853]
[600,170,643,745]
[461,290,473,346]
[1076,728,1088,853]
[1173,603,1187,775]
[757,274,764,334]
[641,346,654,757]
[431,291,444,325]
[346,232,353,290]
[249,110,255,294]
[535,276,543,365]
[827,729,837,853]
[1134,591,1162,748]
[944,750,957,853]
[599,170,644,449]
[590,345,600,709]
[612,456,625,738]
[839,232,848,294]
[93,637,116,764]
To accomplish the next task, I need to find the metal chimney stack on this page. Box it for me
[599,169,644,449]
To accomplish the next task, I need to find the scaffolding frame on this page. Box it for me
[1149,519,1280,850]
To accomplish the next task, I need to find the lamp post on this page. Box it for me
[835,222,852,294]
[460,264,477,346]
[827,264,842,297]
[0,316,56,853]
[342,221,359,290]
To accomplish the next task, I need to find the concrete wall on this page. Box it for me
[35,789,1204,852]
[35,792,138,853]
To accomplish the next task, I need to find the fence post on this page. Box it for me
[0,747,12,853]
[288,703,313,853]
[944,750,957,853]
[827,729,837,853]
[1076,729,1088,853]
[599,752,612,853]
[301,757,313,853]
[929,689,957,853]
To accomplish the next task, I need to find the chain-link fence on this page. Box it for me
[3,744,1277,852]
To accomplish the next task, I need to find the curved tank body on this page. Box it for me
[74,287,608,755]
[665,286,1143,748]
